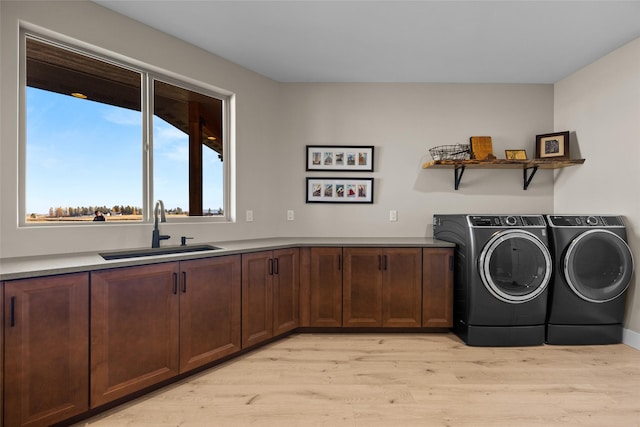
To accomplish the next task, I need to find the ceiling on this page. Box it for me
[93,1,640,84]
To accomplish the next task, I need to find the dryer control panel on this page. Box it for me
[547,215,625,227]
[467,215,546,227]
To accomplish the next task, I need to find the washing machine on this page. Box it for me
[433,214,552,346]
[545,215,634,345]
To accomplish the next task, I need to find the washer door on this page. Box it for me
[564,229,634,303]
[479,230,552,303]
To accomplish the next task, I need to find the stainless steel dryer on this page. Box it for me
[433,214,552,346]
[545,215,634,344]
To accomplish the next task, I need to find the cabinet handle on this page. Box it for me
[10,296,16,327]
[449,255,454,271]
[182,271,187,293]
[274,258,279,275]
[269,258,274,275]
[173,273,178,294]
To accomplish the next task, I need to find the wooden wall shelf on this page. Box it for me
[422,158,585,190]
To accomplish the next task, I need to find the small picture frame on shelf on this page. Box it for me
[306,145,374,172]
[535,131,570,160]
[505,149,527,160]
[306,177,374,203]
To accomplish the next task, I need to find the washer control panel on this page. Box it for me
[468,215,546,227]
[546,215,625,227]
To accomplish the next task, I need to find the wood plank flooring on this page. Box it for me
[74,333,640,426]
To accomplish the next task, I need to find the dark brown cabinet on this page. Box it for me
[343,248,422,327]
[242,248,299,348]
[4,273,89,427]
[179,256,241,373]
[382,248,423,327]
[306,247,343,327]
[422,248,454,327]
[91,256,242,407]
[0,242,453,426]
[91,263,180,407]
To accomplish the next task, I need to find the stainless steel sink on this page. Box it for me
[100,244,222,260]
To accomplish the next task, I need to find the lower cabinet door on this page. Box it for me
[4,273,89,427]
[343,248,383,327]
[423,248,454,327]
[241,251,274,348]
[179,256,241,373]
[90,264,180,407]
[273,248,300,336]
[382,248,422,327]
[308,247,343,327]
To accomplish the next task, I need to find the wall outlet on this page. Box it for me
[287,210,294,221]
[389,210,398,222]
[246,210,253,222]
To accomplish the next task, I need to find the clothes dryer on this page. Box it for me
[545,215,634,344]
[433,215,552,346]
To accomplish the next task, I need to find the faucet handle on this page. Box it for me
[181,236,194,246]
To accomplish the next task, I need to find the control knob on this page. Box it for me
[505,216,518,226]
[586,216,599,225]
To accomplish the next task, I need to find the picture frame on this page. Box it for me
[535,131,570,160]
[505,149,527,160]
[306,145,374,172]
[306,177,374,203]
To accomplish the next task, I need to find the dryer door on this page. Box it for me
[564,229,634,303]
[479,230,552,304]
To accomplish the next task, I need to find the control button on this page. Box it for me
[505,216,517,226]
[586,216,599,225]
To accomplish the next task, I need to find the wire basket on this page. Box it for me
[429,144,471,161]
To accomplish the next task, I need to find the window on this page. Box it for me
[22,33,230,224]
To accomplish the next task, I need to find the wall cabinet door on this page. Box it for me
[343,248,383,326]
[382,248,422,327]
[91,263,180,407]
[308,247,343,327]
[4,273,89,427]
[272,248,300,336]
[422,248,454,327]
[179,255,241,373]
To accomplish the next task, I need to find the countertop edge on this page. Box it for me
[0,237,455,281]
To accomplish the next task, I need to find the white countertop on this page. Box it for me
[0,237,454,281]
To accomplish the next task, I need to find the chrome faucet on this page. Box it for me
[151,200,170,248]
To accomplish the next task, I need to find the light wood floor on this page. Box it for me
[75,333,640,427]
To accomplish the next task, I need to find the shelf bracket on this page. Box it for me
[523,166,539,190]
[454,165,466,190]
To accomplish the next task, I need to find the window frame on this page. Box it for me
[19,28,233,227]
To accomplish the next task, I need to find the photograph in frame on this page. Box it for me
[306,177,374,203]
[535,131,570,160]
[306,145,374,171]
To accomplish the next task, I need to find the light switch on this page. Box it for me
[246,210,253,222]
[287,210,294,221]
[389,210,398,222]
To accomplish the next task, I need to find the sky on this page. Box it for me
[26,87,223,215]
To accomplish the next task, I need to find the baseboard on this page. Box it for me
[622,327,640,350]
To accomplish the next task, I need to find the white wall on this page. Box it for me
[275,83,555,237]
[1,0,282,258]
[554,37,640,337]
[1,1,557,259]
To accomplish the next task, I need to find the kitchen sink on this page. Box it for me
[100,244,222,260]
